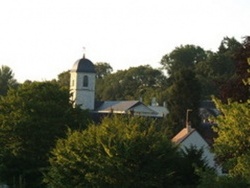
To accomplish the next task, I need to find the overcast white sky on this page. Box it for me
[0,0,249,82]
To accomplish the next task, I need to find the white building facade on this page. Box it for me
[70,56,96,110]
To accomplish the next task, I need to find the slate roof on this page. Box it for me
[94,100,166,118]
[148,106,169,117]
[200,100,220,117]
[71,57,96,73]
[95,100,142,113]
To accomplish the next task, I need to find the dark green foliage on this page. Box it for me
[160,44,207,78]
[177,146,211,187]
[208,36,250,186]
[96,65,168,104]
[160,45,204,134]
[165,68,202,134]
[0,81,90,187]
[0,65,18,96]
[45,116,211,187]
[160,38,244,101]
[56,70,70,90]
[218,36,250,103]
[212,98,250,182]
[160,37,246,135]
[196,37,243,100]
[198,169,249,188]
[0,35,246,187]
[95,62,113,79]
[45,116,182,187]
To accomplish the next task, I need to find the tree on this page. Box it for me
[212,98,250,182]
[56,70,70,90]
[95,69,126,100]
[160,44,207,78]
[198,169,248,188]
[193,38,241,100]
[95,62,114,100]
[165,68,202,134]
[218,37,242,55]
[95,62,113,79]
[211,37,241,81]
[45,116,182,187]
[160,45,206,134]
[0,81,90,187]
[96,65,168,104]
[178,146,212,187]
[218,36,250,103]
[212,38,250,182]
[0,65,18,96]
[160,38,243,100]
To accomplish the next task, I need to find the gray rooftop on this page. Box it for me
[96,100,140,112]
[71,57,96,73]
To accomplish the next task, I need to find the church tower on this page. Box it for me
[70,54,96,110]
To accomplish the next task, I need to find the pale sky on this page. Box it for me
[0,0,249,82]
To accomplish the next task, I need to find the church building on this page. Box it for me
[70,54,169,118]
[70,54,96,110]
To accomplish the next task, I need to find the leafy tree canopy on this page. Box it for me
[96,65,168,104]
[198,168,248,188]
[56,70,70,90]
[165,68,202,134]
[218,36,250,103]
[160,37,244,100]
[45,115,212,187]
[95,62,113,79]
[0,81,90,187]
[45,116,182,187]
[0,65,18,96]
[160,44,207,77]
[219,36,242,55]
[212,98,250,182]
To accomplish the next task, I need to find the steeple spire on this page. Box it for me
[82,47,86,58]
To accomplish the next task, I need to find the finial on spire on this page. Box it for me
[82,47,86,58]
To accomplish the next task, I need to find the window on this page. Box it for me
[83,75,88,87]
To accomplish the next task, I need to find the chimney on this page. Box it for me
[139,97,143,102]
[186,109,192,133]
[186,122,192,133]
[151,97,158,106]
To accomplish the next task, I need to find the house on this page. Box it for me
[69,54,168,118]
[172,125,222,175]
[94,100,160,117]
[199,100,220,124]
[148,104,169,118]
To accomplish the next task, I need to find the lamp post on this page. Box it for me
[186,109,192,131]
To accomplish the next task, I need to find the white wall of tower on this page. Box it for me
[70,71,96,110]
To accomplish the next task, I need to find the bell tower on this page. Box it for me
[70,53,96,110]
